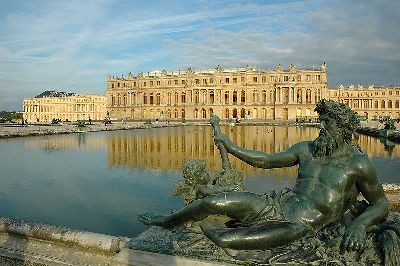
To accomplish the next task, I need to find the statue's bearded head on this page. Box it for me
[313,99,360,158]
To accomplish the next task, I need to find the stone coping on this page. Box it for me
[0,217,129,253]
[0,120,315,139]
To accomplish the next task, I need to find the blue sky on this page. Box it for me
[0,0,399,111]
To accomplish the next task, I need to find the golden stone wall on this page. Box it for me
[106,64,328,121]
[23,95,106,122]
[327,85,400,120]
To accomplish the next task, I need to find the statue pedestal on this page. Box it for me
[130,211,400,265]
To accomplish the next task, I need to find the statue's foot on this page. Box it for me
[138,212,168,227]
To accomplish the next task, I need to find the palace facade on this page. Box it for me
[106,64,328,121]
[23,91,106,122]
[327,85,400,120]
[22,64,400,123]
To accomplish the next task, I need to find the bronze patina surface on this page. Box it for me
[138,100,399,265]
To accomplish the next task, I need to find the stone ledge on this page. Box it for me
[111,248,236,266]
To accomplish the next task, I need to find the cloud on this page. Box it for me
[163,1,400,87]
[0,0,399,110]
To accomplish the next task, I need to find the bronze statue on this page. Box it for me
[138,100,397,263]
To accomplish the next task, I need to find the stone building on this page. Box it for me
[327,85,400,120]
[23,91,106,122]
[106,63,328,121]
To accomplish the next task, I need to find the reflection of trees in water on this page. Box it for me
[77,133,86,147]
[24,134,106,153]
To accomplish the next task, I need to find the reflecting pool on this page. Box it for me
[0,125,399,237]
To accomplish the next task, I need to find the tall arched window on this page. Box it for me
[168,93,172,105]
[241,91,245,103]
[156,93,161,105]
[181,92,186,104]
[195,90,199,104]
[210,91,215,104]
[297,89,302,103]
[233,91,237,103]
[225,108,229,119]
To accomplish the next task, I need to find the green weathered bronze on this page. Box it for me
[138,99,399,265]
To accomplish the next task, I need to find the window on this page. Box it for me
[284,76,288,82]
[233,78,237,83]
[270,76,274,82]
[168,80,171,85]
[111,84,114,89]
[195,79,200,84]
[195,91,199,104]
[203,79,207,84]
[225,78,229,83]
[210,91,215,104]
[316,75,321,81]
[174,80,178,85]
[241,77,245,82]
[118,83,120,87]
[150,81,153,86]
[144,82,147,87]
[297,75,301,81]
[210,78,214,84]
[157,81,160,86]
[253,77,258,82]
[262,76,266,82]
[181,93,186,104]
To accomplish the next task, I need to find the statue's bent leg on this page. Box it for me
[161,192,267,227]
[201,221,311,250]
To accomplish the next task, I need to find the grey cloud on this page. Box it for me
[163,1,400,87]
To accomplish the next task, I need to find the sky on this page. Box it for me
[0,0,399,111]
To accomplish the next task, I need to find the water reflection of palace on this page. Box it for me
[107,126,400,176]
[107,126,317,177]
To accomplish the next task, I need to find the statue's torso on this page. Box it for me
[284,142,363,229]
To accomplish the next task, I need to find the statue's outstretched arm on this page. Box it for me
[210,114,300,169]
[341,158,389,252]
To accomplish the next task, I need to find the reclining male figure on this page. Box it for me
[139,100,388,252]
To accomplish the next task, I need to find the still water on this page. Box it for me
[0,125,399,238]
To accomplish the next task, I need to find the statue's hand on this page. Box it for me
[340,224,367,253]
[210,113,220,127]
